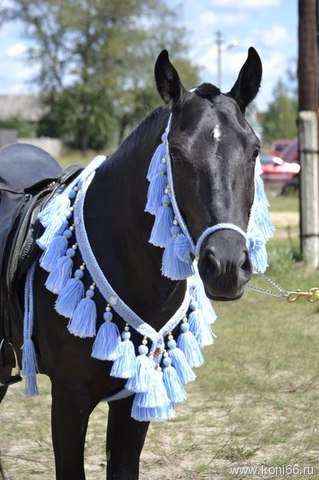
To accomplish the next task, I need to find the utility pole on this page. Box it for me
[298,0,319,267]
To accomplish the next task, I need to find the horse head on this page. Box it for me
[155,48,262,301]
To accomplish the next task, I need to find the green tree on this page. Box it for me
[1,0,200,151]
[261,79,298,144]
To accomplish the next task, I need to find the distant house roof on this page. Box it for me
[0,94,45,122]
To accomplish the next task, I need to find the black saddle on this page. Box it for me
[0,143,84,378]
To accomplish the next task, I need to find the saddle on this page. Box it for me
[0,143,84,383]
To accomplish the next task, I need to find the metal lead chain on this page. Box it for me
[247,274,319,303]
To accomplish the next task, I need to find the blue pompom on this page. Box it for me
[149,205,174,247]
[91,320,121,361]
[45,255,73,294]
[55,278,85,318]
[68,297,97,338]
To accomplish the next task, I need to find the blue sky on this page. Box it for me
[0,0,297,111]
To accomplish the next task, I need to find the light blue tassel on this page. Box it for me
[191,274,217,325]
[22,338,39,397]
[131,401,175,422]
[188,307,214,348]
[162,355,187,403]
[145,172,167,215]
[133,366,170,408]
[37,219,69,251]
[67,287,97,338]
[45,253,74,294]
[162,236,194,280]
[55,274,85,318]
[38,192,71,227]
[125,345,153,393]
[146,142,166,181]
[149,200,174,247]
[174,233,192,263]
[167,336,196,384]
[177,320,204,368]
[40,234,69,272]
[248,236,268,273]
[91,310,121,361]
[110,328,137,379]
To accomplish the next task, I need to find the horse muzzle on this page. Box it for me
[197,230,252,301]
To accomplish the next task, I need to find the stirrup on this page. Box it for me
[0,339,22,386]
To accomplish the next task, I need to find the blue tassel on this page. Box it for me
[145,173,167,215]
[131,401,175,422]
[68,289,97,338]
[167,337,196,384]
[110,329,137,379]
[91,311,121,361]
[149,203,174,247]
[188,309,214,348]
[177,321,204,368]
[248,236,268,273]
[22,337,39,397]
[162,236,194,280]
[191,274,217,325]
[40,235,68,272]
[125,349,153,393]
[38,192,71,227]
[37,219,69,251]
[55,276,85,318]
[146,142,166,181]
[25,375,39,397]
[133,366,170,408]
[174,234,192,263]
[45,254,74,294]
[162,355,187,403]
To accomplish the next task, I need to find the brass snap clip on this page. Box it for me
[287,287,319,303]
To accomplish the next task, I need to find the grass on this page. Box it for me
[1,190,318,479]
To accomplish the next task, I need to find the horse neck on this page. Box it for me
[84,108,186,330]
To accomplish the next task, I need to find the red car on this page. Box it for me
[260,151,300,183]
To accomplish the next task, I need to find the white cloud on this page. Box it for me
[5,43,27,58]
[210,0,282,8]
[260,24,291,48]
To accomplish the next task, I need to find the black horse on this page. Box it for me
[0,47,262,479]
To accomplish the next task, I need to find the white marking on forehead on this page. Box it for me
[213,124,221,141]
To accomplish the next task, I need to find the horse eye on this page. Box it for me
[253,148,260,159]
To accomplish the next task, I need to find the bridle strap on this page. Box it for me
[195,223,247,257]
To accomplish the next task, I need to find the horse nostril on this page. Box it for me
[206,251,222,277]
[239,250,252,274]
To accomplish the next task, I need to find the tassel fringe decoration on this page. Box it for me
[167,335,196,384]
[133,365,170,408]
[91,308,121,361]
[125,340,152,392]
[45,245,77,294]
[67,285,97,338]
[162,234,194,280]
[40,225,74,272]
[55,268,85,318]
[177,319,204,368]
[110,326,137,378]
[145,171,167,215]
[149,196,174,247]
[162,353,187,403]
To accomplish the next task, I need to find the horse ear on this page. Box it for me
[155,50,186,104]
[228,47,262,113]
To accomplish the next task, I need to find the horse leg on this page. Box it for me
[51,377,94,480]
[106,395,149,480]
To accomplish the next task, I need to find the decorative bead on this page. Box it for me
[73,186,78,192]
[103,311,113,322]
[122,330,131,341]
[124,324,129,331]
[142,337,148,345]
[74,269,84,279]
[161,157,166,163]
[105,305,111,312]
[80,263,85,270]
[189,301,197,311]
[162,356,172,367]
[162,194,171,206]
[89,283,96,290]
[66,247,76,258]
[173,219,178,225]
[167,338,176,350]
[69,225,75,232]
[180,322,190,333]
[68,189,77,200]
[138,344,148,355]
[109,295,118,305]
[85,289,94,298]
